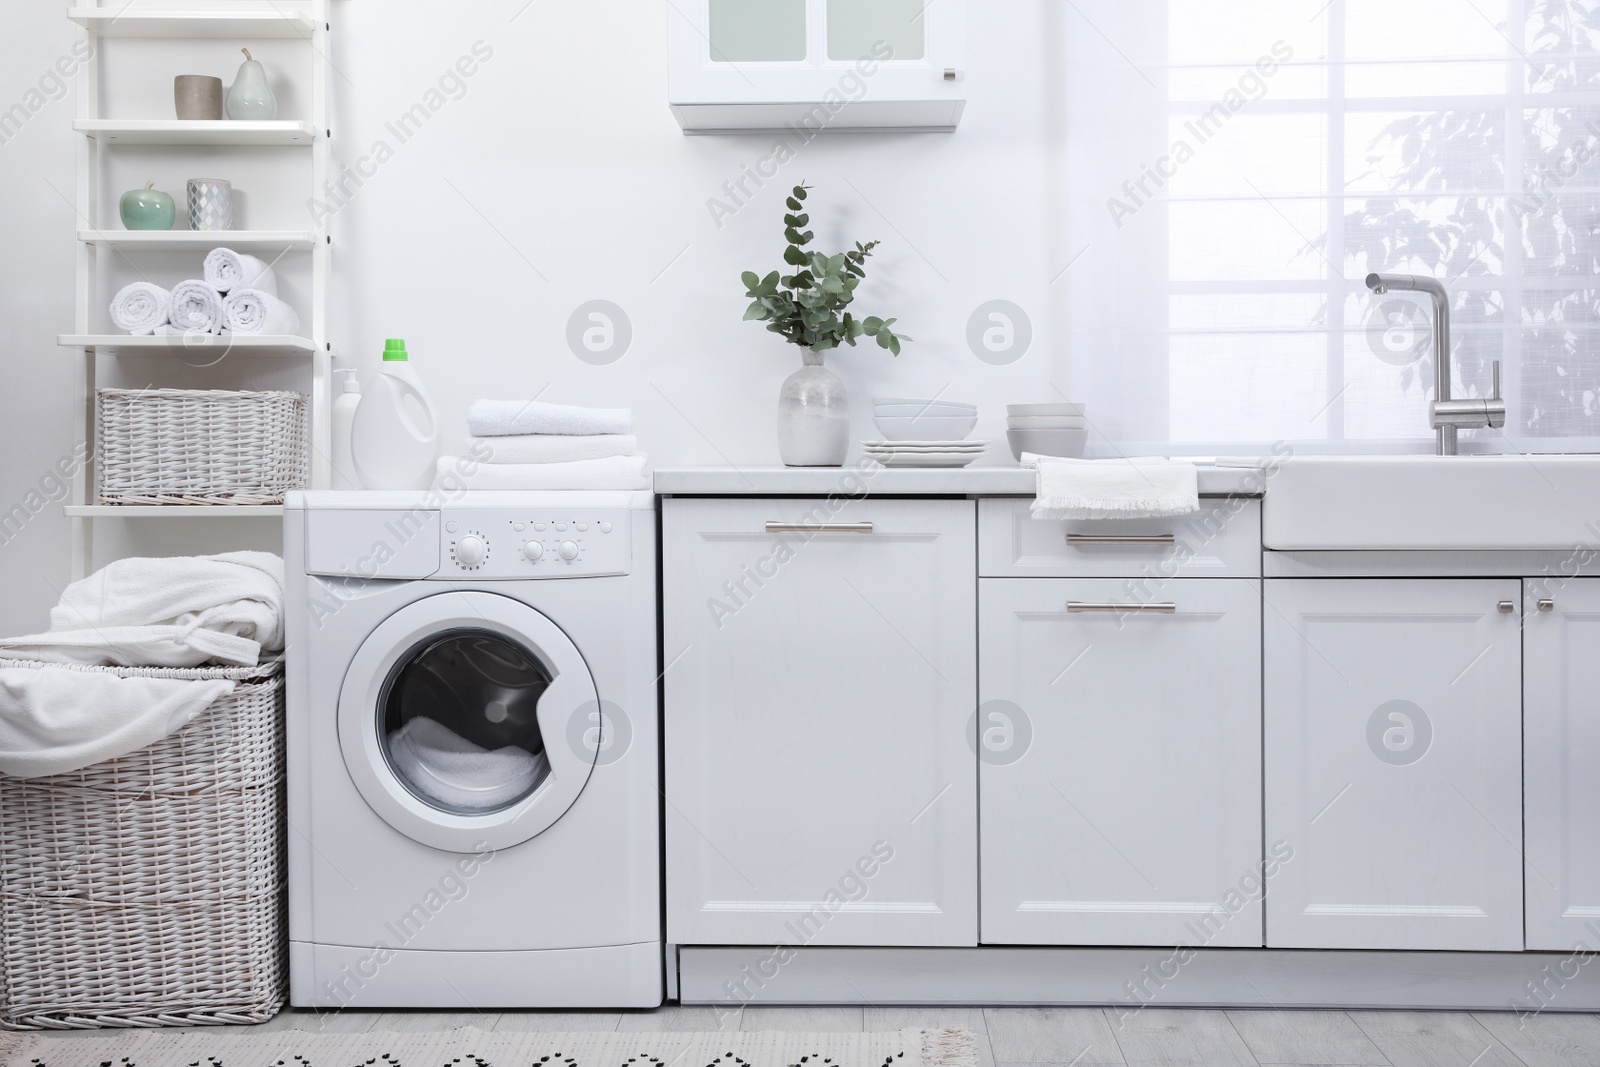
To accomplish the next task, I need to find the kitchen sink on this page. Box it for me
[1262,454,1600,551]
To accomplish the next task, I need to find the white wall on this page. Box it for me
[0,0,1071,633]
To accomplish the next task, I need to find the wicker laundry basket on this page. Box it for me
[97,387,308,506]
[0,658,286,1029]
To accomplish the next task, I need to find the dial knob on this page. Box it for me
[558,540,580,561]
[522,540,544,562]
[455,534,487,568]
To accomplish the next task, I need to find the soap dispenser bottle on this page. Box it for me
[350,338,439,490]
[330,368,362,490]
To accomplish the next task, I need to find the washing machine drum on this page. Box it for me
[339,591,600,853]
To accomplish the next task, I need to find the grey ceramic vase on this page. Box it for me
[174,75,224,120]
[777,348,849,467]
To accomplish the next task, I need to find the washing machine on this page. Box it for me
[283,490,661,1009]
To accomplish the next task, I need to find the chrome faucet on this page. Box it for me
[1365,273,1505,455]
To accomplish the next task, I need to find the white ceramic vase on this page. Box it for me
[777,348,849,467]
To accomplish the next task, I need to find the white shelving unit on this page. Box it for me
[65,0,332,578]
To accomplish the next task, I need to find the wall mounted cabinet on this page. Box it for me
[668,0,965,132]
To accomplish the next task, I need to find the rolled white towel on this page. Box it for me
[470,434,637,465]
[108,282,171,335]
[168,279,225,335]
[203,247,277,296]
[223,288,300,335]
[434,453,649,491]
[467,399,633,437]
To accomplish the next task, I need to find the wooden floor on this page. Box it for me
[20,1005,1600,1065]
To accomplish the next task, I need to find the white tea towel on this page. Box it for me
[467,399,633,437]
[108,281,171,335]
[386,716,548,810]
[471,433,637,465]
[202,247,277,295]
[223,287,299,335]
[1021,453,1199,520]
[435,453,649,491]
[0,665,234,779]
[0,551,284,669]
[167,279,225,334]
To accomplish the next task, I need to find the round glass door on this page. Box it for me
[379,628,553,815]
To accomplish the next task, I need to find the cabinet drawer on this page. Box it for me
[979,498,1260,578]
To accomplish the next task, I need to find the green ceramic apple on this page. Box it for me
[120,181,175,231]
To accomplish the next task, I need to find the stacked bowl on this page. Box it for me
[1006,403,1087,460]
[866,398,986,467]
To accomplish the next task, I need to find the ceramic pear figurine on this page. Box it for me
[225,48,276,120]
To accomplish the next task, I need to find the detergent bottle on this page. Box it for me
[350,338,439,490]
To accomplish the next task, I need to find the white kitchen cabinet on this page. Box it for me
[1525,578,1600,949]
[1263,579,1523,951]
[662,497,977,946]
[668,0,965,132]
[979,578,1263,946]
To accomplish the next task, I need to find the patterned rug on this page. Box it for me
[1,1026,975,1067]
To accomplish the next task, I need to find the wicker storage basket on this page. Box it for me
[97,388,308,506]
[0,659,286,1029]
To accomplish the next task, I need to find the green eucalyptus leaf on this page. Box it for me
[744,300,769,320]
[888,334,901,356]
[820,276,845,294]
[786,197,802,211]
[864,316,884,330]
[760,271,781,294]
[784,244,809,267]
[785,227,805,245]
[793,185,807,200]
[741,270,760,291]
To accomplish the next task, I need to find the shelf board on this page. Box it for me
[67,8,315,39]
[75,119,319,146]
[66,505,285,518]
[80,229,318,251]
[59,333,318,354]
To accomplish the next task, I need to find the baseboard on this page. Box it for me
[677,946,1598,1013]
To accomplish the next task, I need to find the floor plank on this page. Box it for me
[740,1006,864,1032]
[985,1007,1125,1064]
[370,1010,500,1032]
[863,1007,989,1034]
[1104,1008,1258,1067]
[1348,1012,1522,1067]
[615,1003,744,1032]
[494,1011,624,1032]
[1471,1011,1600,1067]
[248,1007,383,1034]
[1225,1010,1389,1065]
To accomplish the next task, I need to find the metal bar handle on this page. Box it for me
[1068,601,1178,614]
[1066,533,1177,546]
[765,521,875,534]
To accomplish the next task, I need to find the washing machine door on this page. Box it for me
[338,590,599,852]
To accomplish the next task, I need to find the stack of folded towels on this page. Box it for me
[437,400,648,490]
[107,247,300,337]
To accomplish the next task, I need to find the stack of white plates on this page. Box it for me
[1005,403,1087,460]
[862,440,988,468]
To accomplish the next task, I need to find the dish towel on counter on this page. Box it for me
[223,286,299,335]
[469,433,637,465]
[437,453,649,491]
[202,246,277,296]
[1022,453,1199,520]
[386,715,549,811]
[108,281,172,335]
[166,279,226,335]
[468,399,633,437]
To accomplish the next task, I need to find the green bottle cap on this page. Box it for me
[383,338,408,361]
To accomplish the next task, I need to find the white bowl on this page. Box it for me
[875,397,978,412]
[875,404,978,418]
[1008,428,1088,461]
[874,413,978,442]
[1007,416,1087,430]
[1007,403,1085,417]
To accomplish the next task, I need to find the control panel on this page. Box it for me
[439,508,632,579]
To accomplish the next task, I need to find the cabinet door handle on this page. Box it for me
[1066,533,1176,546]
[1498,601,1516,613]
[1067,601,1177,614]
[765,521,874,534]
[1538,599,1555,612]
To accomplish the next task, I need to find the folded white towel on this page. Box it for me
[223,287,299,335]
[435,454,649,491]
[470,434,637,465]
[167,279,225,335]
[202,247,277,296]
[109,282,171,335]
[386,715,548,811]
[468,399,633,437]
[0,664,235,779]
[1022,454,1199,520]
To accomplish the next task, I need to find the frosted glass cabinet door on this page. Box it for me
[662,497,977,947]
[979,578,1263,946]
[1525,578,1600,949]
[1263,579,1524,951]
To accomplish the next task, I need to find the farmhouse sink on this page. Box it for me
[1262,454,1600,551]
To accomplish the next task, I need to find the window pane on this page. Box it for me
[709,0,807,62]
[826,0,925,61]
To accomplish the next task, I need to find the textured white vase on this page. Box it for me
[777,348,849,467]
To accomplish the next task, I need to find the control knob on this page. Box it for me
[558,540,580,561]
[455,534,487,568]
[522,540,544,562]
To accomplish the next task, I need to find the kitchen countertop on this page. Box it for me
[654,462,1266,497]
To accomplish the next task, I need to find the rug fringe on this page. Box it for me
[919,1026,977,1067]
